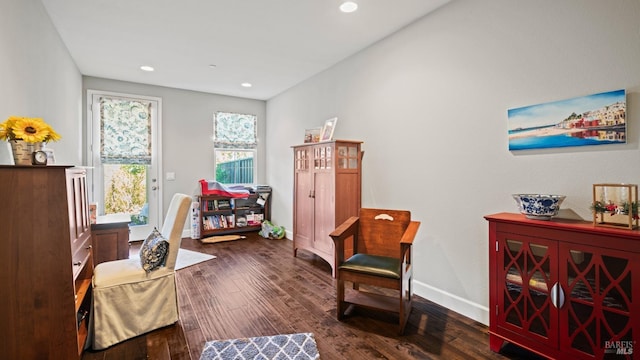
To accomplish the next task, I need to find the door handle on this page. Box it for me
[151,186,158,190]
[550,282,565,308]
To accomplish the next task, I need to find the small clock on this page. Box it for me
[32,150,48,165]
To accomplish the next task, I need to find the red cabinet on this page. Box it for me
[486,213,639,359]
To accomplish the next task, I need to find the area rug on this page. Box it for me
[200,332,320,360]
[175,248,216,270]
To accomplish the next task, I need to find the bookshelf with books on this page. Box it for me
[198,190,271,238]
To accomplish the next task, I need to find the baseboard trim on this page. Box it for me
[413,280,489,326]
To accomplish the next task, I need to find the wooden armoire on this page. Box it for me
[292,140,363,277]
[0,166,93,359]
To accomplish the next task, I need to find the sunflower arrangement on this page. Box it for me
[0,116,61,143]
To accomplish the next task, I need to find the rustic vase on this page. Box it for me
[10,140,43,165]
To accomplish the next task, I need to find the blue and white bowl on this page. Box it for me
[512,194,566,220]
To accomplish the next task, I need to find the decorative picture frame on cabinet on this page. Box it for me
[320,117,337,142]
[592,183,638,229]
[304,127,321,143]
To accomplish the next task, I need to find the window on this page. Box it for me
[213,112,257,184]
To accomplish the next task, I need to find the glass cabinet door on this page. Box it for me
[314,145,332,170]
[295,148,309,172]
[559,243,636,358]
[337,144,359,169]
[498,233,559,348]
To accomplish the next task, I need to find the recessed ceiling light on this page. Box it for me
[241,82,252,88]
[340,1,358,13]
[208,64,217,69]
[140,65,154,72]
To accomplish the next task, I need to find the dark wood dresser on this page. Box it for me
[0,165,92,359]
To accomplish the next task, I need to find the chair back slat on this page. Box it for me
[357,208,411,257]
[162,193,192,269]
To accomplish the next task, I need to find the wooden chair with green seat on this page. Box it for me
[330,208,420,334]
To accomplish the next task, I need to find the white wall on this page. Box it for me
[82,77,267,214]
[265,0,640,324]
[0,0,82,165]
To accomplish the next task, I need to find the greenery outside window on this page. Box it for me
[213,112,257,185]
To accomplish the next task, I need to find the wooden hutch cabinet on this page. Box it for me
[0,166,93,359]
[486,213,639,359]
[292,140,363,277]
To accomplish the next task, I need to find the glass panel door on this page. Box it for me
[88,91,161,241]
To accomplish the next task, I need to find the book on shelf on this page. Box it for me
[204,199,216,211]
[218,199,231,209]
[246,213,264,226]
[203,214,236,230]
[203,198,236,211]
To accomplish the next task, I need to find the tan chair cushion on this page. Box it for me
[93,258,173,288]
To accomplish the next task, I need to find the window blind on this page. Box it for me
[100,97,152,165]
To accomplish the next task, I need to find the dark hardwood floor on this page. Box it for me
[82,232,542,360]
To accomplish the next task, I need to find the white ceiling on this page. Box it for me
[41,0,449,100]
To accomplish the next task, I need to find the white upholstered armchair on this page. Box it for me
[92,193,191,350]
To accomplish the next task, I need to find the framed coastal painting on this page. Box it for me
[508,89,626,151]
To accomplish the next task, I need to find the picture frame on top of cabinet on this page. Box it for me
[320,117,337,142]
[592,183,638,229]
[304,127,321,143]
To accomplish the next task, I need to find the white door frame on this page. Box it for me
[87,89,163,240]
